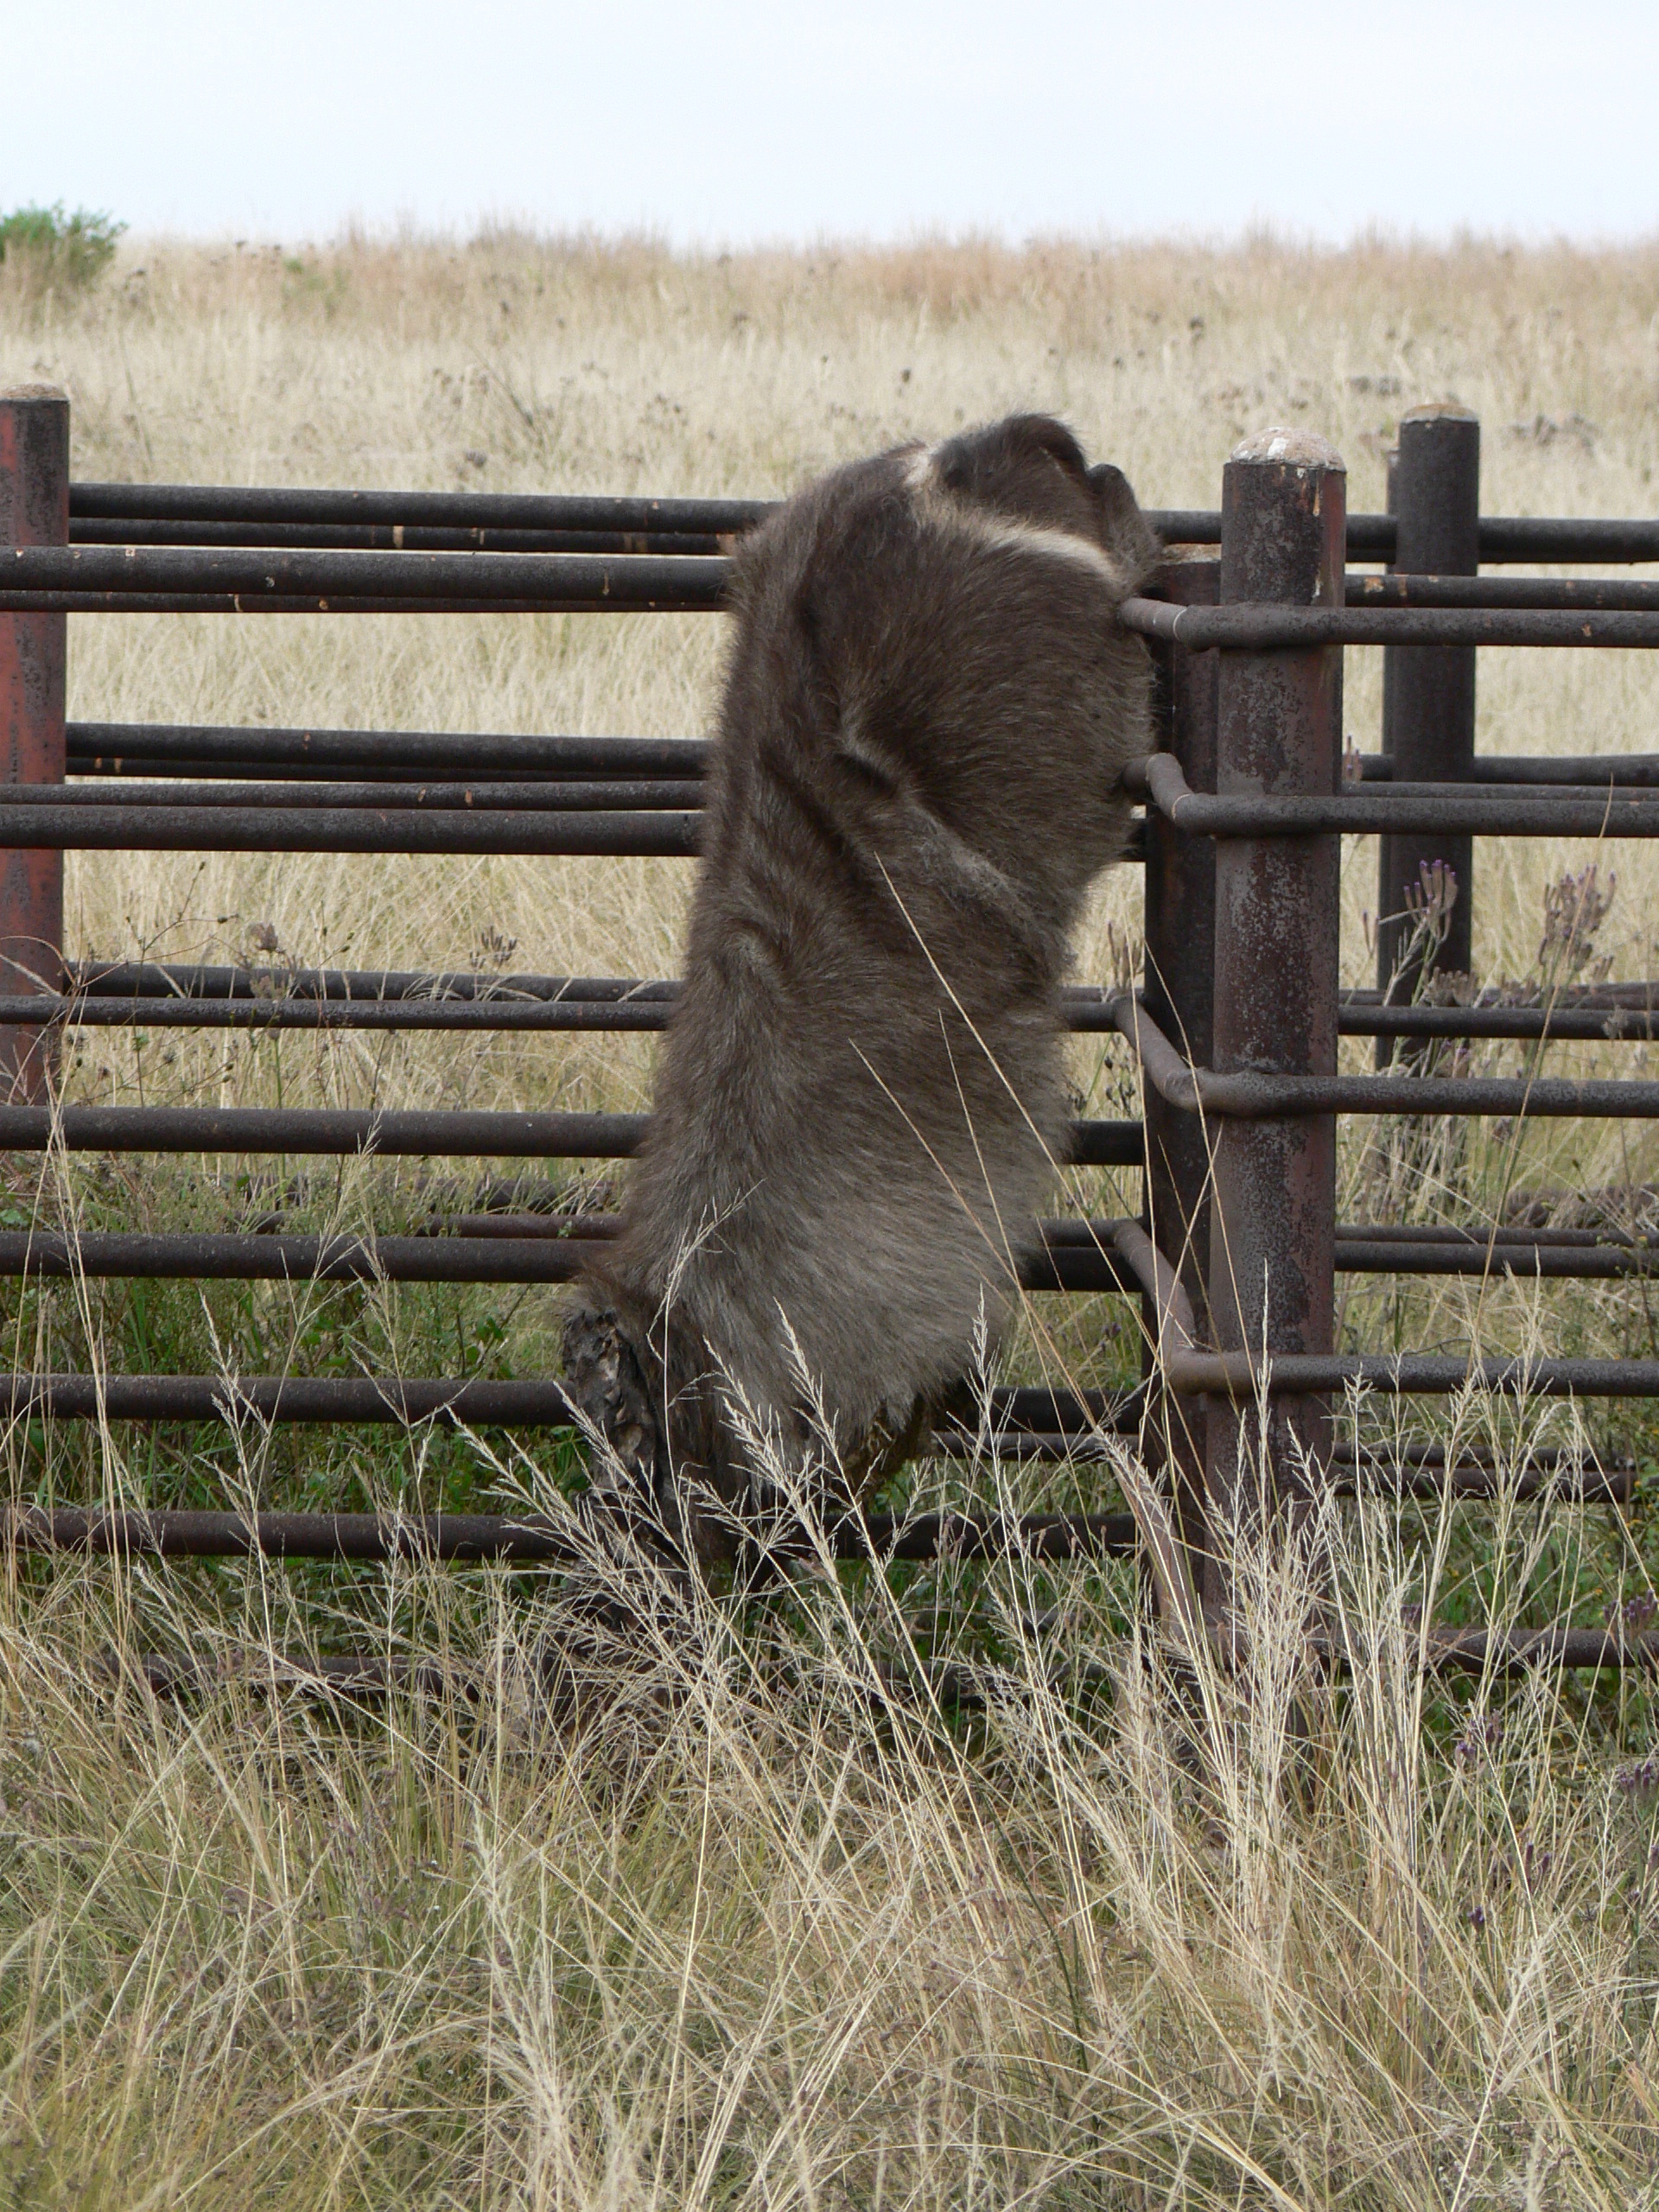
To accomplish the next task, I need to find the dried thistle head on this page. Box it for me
[1538,863,1617,984]
[1402,857,1459,947]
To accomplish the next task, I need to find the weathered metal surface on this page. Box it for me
[25,776,708,811]
[1168,1349,1659,1398]
[1203,429,1344,1609]
[1376,406,1481,1007]
[1126,752,1659,836]
[62,480,1659,564]
[1119,598,1659,649]
[0,389,67,1097]
[1351,572,1659,611]
[1140,556,1218,1573]
[1114,1000,1659,1118]
[0,802,702,855]
[67,721,709,776]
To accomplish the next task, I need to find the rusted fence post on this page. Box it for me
[1141,556,1218,1569]
[0,386,67,1101]
[1204,430,1343,1620]
[1375,404,1480,1025]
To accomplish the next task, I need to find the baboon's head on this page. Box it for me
[926,412,1161,591]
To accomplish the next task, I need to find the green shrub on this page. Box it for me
[0,201,124,287]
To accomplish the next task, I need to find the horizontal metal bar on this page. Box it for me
[1346,573,1659,612]
[1338,1464,1632,1503]
[0,1106,650,1154]
[4,1505,581,1560]
[0,972,1132,1036]
[67,481,776,535]
[1115,992,1659,1119]
[1336,1239,1659,1279]
[0,1232,594,1282]
[37,777,707,813]
[66,722,709,777]
[1418,1627,1659,1673]
[0,1105,1139,1165]
[0,996,679,1033]
[1338,1222,1647,1249]
[60,488,1659,568]
[68,962,681,1005]
[0,804,700,855]
[1339,1001,1659,1041]
[0,544,730,607]
[1,1004,664,1035]
[0,1370,1128,1441]
[2,1503,1146,1564]
[1128,749,1659,837]
[1357,753,1659,790]
[68,519,731,557]
[1122,596,1659,651]
[118,1617,1659,1699]
[56,487,1659,570]
[2,594,724,616]
[1166,1349,1659,1398]
[0,1227,1134,1292]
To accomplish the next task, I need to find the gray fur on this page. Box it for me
[566,414,1158,1560]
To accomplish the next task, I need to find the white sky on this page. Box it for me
[5,0,1656,248]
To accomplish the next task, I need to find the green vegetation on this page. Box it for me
[0,201,124,287]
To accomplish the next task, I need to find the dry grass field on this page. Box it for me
[0,229,1657,2207]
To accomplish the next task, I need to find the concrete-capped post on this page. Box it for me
[1205,428,1343,1618]
[1375,404,1480,1020]
[0,386,68,1101]
[1141,556,1218,1571]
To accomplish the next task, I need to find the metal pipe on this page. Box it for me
[68,520,731,556]
[1120,995,1659,1118]
[0,997,671,1032]
[1140,556,1217,1573]
[29,777,709,812]
[1119,599,1659,651]
[68,961,681,1003]
[1340,1002,1659,1041]
[1166,1348,1659,1398]
[1376,406,1480,1010]
[1,1503,1147,1564]
[117,1618,1659,1699]
[1299,753,1659,790]
[0,1230,595,1282]
[1126,751,1659,837]
[0,389,67,1095]
[1333,1239,1659,1279]
[67,482,775,536]
[0,803,700,855]
[66,721,709,776]
[60,484,1659,565]
[1205,429,1344,1605]
[0,1104,1138,1162]
[0,1370,1118,1429]
[1350,573,1659,612]
[0,1104,650,1154]
[0,543,730,607]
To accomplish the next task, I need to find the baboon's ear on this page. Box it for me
[1090,461,1161,583]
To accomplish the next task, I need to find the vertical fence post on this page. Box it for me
[1375,404,1480,1017]
[1141,556,1218,1569]
[0,386,67,1101]
[1204,430,1343,1620]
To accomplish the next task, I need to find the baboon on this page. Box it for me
[563,413,1160,1568]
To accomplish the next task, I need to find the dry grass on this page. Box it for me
[0,229,1658,2204]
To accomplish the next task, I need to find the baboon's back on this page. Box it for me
[588,414,1158,1478]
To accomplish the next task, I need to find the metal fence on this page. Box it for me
[5,386,1659,1667]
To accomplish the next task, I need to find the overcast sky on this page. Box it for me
[5,1,1655,248]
